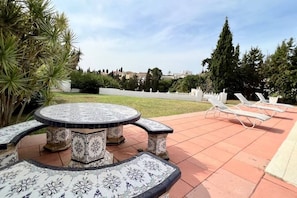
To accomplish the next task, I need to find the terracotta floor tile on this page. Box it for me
[223,158,264,184]
[263,174,297,194]
[234,151,269,170]
[174,123,200,132]
[241,128,266,138]
[251,178,297,198]
[123,126,143,135]
[168,132,191,143]
[167,146,191,164]
[272,117,295,129]
[178,159,213,187]
[166,137,178,147]
[174,141,204,156]
[186,180,232,198]
[58,148,72,166]
[213,141,242,155]
[199,133,226,144]
[224,132,258,148]
[169,179,193,198]
[189,136,215,148]
[199,119,232,131]
[18,145,41,160]
[181,128,209,138]
[211,126,241,138]
[244,135,284,160]
[39,146,54,156]
[112,147,138,162]
[205,169,256,197]
[201,146,234,163]
[131,142,148,152]
[120,135,144,147]
[264,131,288,145]
[192,116,218,127]
[106,145,121,152]
[33,152,63,167]
[188,153,223,172]
[19,134,46,148]
[171,124,192,132]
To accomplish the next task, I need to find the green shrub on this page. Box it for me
[70,71,120,94]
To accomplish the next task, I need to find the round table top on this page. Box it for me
[34,103,141,128]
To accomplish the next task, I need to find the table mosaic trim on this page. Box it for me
[0,152,181,198]
[34,103,141,129]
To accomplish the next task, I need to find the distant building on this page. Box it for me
[98,68,192,81]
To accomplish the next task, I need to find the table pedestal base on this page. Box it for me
[106,125,125,145]
[44,127,71,152]
[69,151,113,168]
[70,128,113,167]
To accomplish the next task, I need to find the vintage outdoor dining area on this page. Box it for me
[0,102,181,197]
[0,100,297,197]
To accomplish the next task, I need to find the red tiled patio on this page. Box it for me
[18,108,297,197]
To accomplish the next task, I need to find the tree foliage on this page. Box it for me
[143,69,152,92]
[169,73,212,93]
[70,70,120,93]
[239,47,264,100]
[0,0,79,126]
[203,18,239,95]
[261,38,297,103]
[143,68,162,92]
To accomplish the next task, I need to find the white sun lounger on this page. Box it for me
[205,97,271,128]
[234,93,284,117]
[255,92,294,111]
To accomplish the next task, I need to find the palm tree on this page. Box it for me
[0,0,80,127]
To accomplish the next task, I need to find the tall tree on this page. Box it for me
[143,69,152,92]
[0,0,79,126]
[239,47,264,100]
[262,38,297,103]
[126,74,139,91]
[143,67,162,92]
[151,67,162,92]
[202,18,238,95]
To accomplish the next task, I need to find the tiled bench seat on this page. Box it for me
[0,120,47,167]
[132,118,173,160]
[0,152,181,198]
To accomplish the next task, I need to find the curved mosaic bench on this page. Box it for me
[132,118,173,160]
[0,120,47,168]
[0,152,181,198]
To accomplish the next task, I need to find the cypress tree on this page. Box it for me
[205,18,238,94]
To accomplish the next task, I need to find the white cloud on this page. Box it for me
[51,0,297,74]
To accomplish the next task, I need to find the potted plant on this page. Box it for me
[269,92,281,104]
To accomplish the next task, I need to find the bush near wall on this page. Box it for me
[70,71,120,94]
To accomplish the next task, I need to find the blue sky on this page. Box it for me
[51,0,297,74]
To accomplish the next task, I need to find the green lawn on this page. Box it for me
[53,92,213,118]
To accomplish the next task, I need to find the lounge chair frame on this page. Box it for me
[234,93,284,117]
[255,92,294,111]
[205,97,271,128]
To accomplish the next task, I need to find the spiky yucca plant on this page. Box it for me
[0,0,80,126]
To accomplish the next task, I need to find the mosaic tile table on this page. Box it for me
[34,103,141,167]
